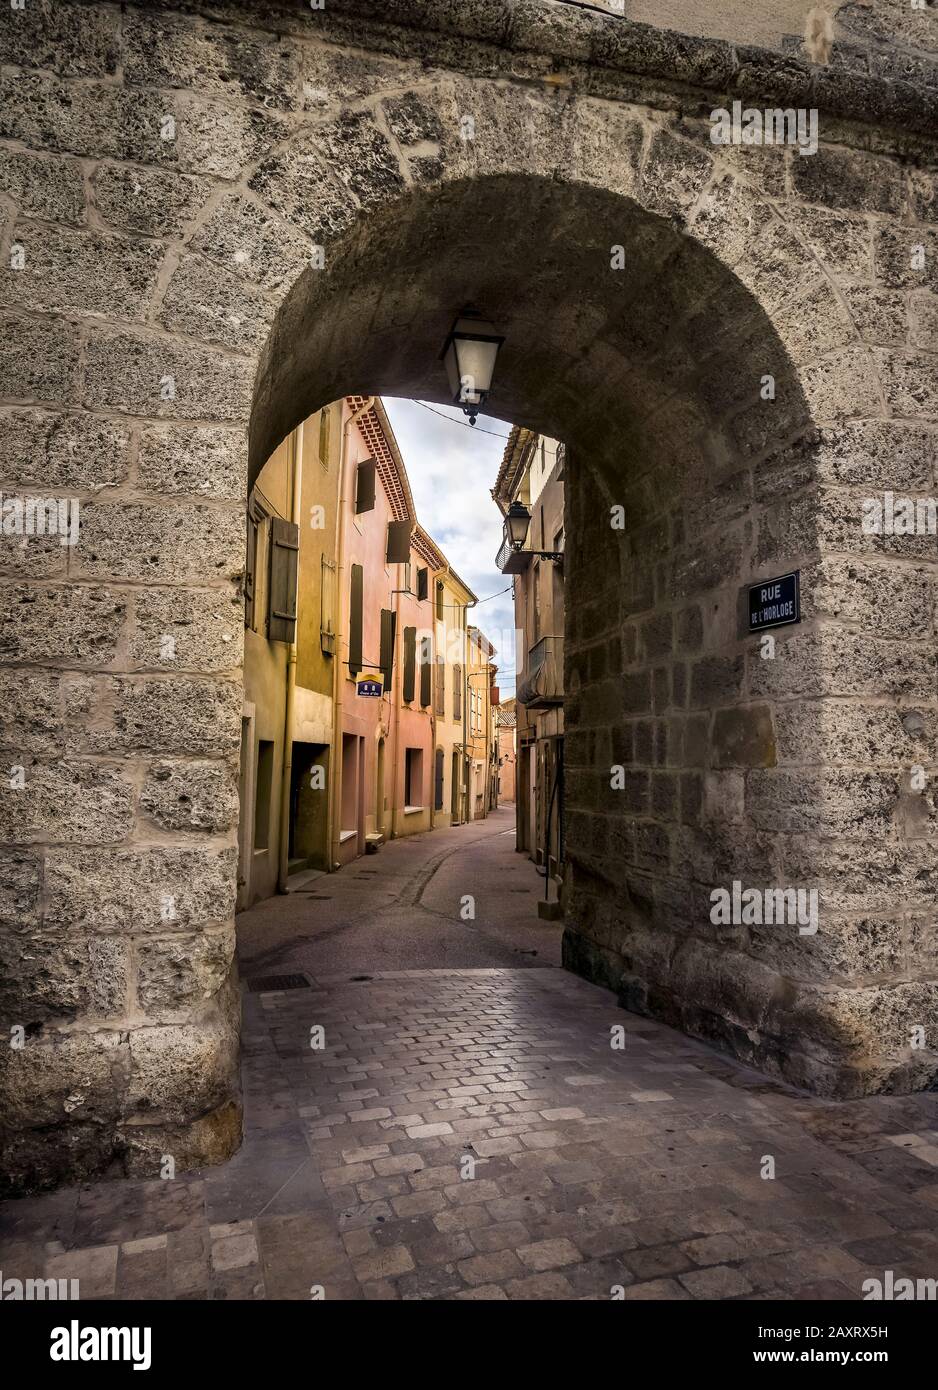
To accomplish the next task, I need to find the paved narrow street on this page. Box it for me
[2,809,937,1301]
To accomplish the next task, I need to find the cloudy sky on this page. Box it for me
[382,397,519,697]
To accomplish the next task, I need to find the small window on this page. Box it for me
[453,664,462,721]
[405,747,423,808]
[416,567,428,601]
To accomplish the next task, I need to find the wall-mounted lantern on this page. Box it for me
[501,498,564,563]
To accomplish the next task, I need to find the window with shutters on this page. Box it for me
[419,633,432,708]
[434,655,445,716]
[453,664,462,721]
[416,566,428,601]
[267,516,299,643]
[318,406,331,469]
[348,564,363,677]
[436,581,444,622]
[379,608,396,691]
[355,458,376,514]
[402,627,416,703]
[320,556,336,655]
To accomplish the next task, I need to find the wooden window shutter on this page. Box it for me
[349,563,363,676]
[318,406,330,468]
[379,608,396,690]
[244,511,257,630]
[403,627,416,703]
[387,520,412,565]
[320,555,336,654]
[355,458,376,514]
[434,748,444,811]
[416,567,428,601]
[419,634,432,708]
[436,581,444,621]
[268,517,299,643]
[434,655,445,716]
[453,664,462,720]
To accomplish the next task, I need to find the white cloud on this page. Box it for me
[382,397,519,694]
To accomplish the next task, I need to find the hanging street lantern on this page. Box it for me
[440,307,505,425]
[505,499,532,550]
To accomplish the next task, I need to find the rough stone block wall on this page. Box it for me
[0,0,936,1189]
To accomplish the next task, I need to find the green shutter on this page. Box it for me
[387,520,412,565]
[419,634,432,707]
[355,458,376,514]
[403,627,416,703]
[268,517,299,643]
[349,564,363,676]
[380,608,396,690]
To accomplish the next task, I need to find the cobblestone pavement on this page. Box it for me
[2,815,937,1300]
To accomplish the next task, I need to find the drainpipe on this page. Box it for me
[327,396,374,870]
[277,421,304,893]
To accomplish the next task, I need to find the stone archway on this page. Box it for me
[1,0,936,1192]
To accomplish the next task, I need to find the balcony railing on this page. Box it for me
[495,535,532,575]
[517,635,564,708]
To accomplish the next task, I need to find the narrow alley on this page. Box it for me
[2,811,936,1302]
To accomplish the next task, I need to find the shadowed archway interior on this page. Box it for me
[247,173,869,1098]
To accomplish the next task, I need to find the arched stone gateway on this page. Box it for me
[0,0,936,1191]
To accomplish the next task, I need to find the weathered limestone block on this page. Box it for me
[0,409,131,492]
[0,148,85,226]
[0,932,129,1022]
[122,1099,241,1179]
[0,581,126,667]
[0,850,42,929]
[0,222,163,320]
[191,194,316,292]
[775,702,933,769]
[711,704,776,768]
[0,311,81,402]
[746,769,898,838]
[136,926,236,1015]
[0,1030,128,1131]
[101,677,241,756]
[0,0,120,76]
[81,330,254,420]
[0,760,136,845]
[791,145,905,215]
[121,10,303,110]
[158,254,279,352]
[126,997,240,1126]
[140,760,240,832]
[801,555,934,638]
[131,587,244,674]
[73,502,243,584]
[91,164,211,239]
[43,844,238,934]
[137,423,248,501]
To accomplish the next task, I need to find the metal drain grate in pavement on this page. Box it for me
[246,973,310,993]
